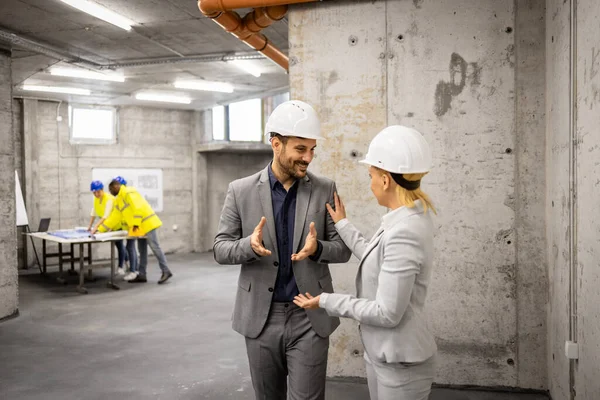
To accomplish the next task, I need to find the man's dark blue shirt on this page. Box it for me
[268,164,299,302]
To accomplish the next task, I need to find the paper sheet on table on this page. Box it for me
[92,231,128,240]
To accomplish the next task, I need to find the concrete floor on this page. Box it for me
[0,253,549,400]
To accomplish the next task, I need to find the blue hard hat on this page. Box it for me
[90,180,103,191]
[112,175,127,185]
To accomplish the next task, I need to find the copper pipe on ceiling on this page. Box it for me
[198,0,319,72]
[199,0,315,15]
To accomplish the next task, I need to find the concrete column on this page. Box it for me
[23,99,41,267]
[290,0,547,389]
[193,110,210,252]
[197,153,210,251]
[13,100,26,269]
[0,49,18,320]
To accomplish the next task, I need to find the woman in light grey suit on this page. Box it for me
[294,125,437,400]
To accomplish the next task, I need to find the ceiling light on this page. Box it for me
[59,0,134,31]
[50,67,125,82]
[228,60,261,77]
[174,80,234,93]
[22,85,91,95]
[135,92,191,104]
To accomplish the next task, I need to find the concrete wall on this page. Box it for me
[0,51,18,320]
[547,0,600,399]
[206,153,274,242]
[289,0,547,389]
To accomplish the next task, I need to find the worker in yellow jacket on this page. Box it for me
[87,180,128,275]
[97,177,139,281]
[108,177,173,284]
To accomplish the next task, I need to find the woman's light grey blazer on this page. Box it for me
[319,200,437,364]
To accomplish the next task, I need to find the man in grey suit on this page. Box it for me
[214,100,352,400]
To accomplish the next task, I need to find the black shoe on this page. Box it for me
[129,274,147,283]
[158,271,173,285]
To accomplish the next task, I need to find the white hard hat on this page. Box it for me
[265,100,324,140]
[360,125,433,174]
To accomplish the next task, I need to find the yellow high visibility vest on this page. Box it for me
[94,192,125,232]
[93,192,113,218]
[115,186,162,236]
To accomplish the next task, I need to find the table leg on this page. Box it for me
[68,243,77,275]
[42,240,47,274]
[106,241,120,291]
[77,243,88,294]
[68,243,79,275]
[87,242,93,279]
[58,243,63,273]
[56,243,67,285]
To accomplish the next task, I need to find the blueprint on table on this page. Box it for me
[47,229,91,240]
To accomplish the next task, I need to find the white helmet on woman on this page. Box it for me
[360,125,432,174]
[264,100,324,140]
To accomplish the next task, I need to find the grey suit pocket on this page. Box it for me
[238,277,251,292]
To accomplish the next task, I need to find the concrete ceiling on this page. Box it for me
[0,0,290,110]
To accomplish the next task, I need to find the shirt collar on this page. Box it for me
[381,200,424,230]
[267,163,279,189]
[268,163,299,191]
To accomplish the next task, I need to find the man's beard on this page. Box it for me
[277,152,309,180]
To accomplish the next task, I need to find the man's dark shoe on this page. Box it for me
[158,271,173,285]
[129,274,147,283]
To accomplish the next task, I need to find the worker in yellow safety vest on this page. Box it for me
[108,177,173,285]
[87,180,128,275]
[96,176,139,281]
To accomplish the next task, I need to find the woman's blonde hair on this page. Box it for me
[375,168,436,214]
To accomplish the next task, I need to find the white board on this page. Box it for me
[15,170,29,227]
[91,168,163,212]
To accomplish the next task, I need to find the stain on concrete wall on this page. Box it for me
[434,53,487,117]
[0,51,18,319]
[434,53,467,116]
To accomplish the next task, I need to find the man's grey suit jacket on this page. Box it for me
[214,166,352,339]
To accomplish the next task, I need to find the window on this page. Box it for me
[263,92,290,142]
[210,92,290,143]
[228,98,262,142]
[271,92,290,110]
[69,105,117,144]
[212,105,225,141]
